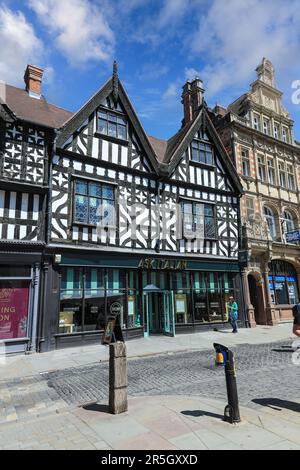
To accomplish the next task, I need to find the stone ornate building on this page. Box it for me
[214,58,300,327]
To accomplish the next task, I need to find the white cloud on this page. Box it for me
[157,0,191,28]
[185,67,202,81]
[163,83,178,100]
[29,0,115,65]
[189,0,300,99]
[138,63,169,81]
[133,0,191,45]
[0,7,43,85]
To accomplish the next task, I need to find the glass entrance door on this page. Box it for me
[143,291,175,337]
[162,292,175,337]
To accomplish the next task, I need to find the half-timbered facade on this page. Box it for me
[41,68,244,351]
[0,64,244,353]
[0,66,71,353]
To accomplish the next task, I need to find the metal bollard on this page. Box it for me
[213,343,241,424]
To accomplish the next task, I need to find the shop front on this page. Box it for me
[269,260,300,322]
[42,253,244,351]
[0,253,42,355]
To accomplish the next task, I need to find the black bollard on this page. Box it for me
[214,343,241,424]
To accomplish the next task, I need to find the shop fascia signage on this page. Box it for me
[139,258,187,270]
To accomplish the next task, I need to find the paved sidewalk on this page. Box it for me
[1,394,300,450]
[0,323,294,380]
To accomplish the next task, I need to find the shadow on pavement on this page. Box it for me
[252,398,300,413]
[82,403,110,413]
[181,410,223,420]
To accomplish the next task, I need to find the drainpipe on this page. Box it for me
[29,262,41,353]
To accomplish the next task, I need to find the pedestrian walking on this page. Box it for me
[292,302,300,337]
[228,296,238,333]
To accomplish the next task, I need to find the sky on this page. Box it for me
[1,0,300,140]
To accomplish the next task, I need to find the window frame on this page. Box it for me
[97,108,128,141]
[181,201,217,241]
[191,139,214,166]
[253,114,260,131]
[241,148,250,177]
[73,178,116,227]
[267,159,276,185]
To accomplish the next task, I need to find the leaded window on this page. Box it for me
[182,202,216,239]
[191,140,214,165]
[98,109,127,140]
[74,179,115,225]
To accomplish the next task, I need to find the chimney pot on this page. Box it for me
[24,65,44,99]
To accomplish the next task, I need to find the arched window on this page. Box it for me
[282,210,295,234]
[264,206,276,240]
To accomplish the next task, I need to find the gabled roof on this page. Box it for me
[57,77,160,173]
[0,71,242,194]
[1,84,73,129]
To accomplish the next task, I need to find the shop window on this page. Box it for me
[174,293,190,324]
[0,280,30,340]
[269,260,299,305]
[59,298,83,333]
[127,291,141,329]
[84,289,106,331]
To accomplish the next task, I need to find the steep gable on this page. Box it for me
[57,73,159,174]
[167,106,242,194]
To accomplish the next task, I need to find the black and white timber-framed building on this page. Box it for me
[0,64,245,353]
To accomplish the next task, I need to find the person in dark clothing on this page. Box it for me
[293,303,300,337]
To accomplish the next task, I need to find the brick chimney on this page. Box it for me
[213,104,227,117]
[24,65,44,99]
[182,78,205,125]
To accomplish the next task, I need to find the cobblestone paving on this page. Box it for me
[46,340,299,409]
[0,339,298,427]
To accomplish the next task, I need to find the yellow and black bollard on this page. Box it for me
[213,343,241,424]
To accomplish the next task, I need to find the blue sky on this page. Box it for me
[1,0,300,140]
